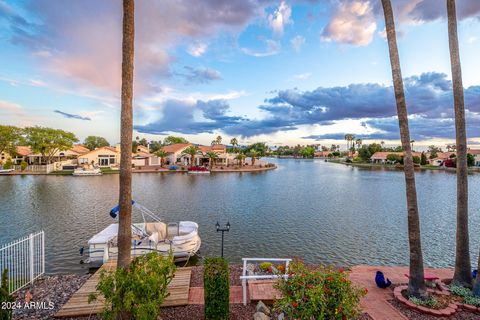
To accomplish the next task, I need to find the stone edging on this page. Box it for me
[393,285,457,317]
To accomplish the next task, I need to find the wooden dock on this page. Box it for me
[55,260,192,318]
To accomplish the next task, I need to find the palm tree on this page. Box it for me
[117,0,135,270]
[344,134,355,156]
[235,153,246,166]
[447,0,472,287]
[230,137,238,153]
[410,140,415,151]
[216,135,222,145]
[205,151,219,170]
[155,149,168,167]
[248,149,258,166]
[381,141,385,150]
[382,0,426,298]
[356,139,362,150]
[182,145,200,167]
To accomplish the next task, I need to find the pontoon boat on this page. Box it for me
[87,201,201,266]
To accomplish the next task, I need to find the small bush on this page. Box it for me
[89,253,176,320]
[260,262,273,272]
[449,284,480,307]
[20,161,28,171]
[274,259,366,320]
[0,269,14,320]
[410,296,438,308]
[2,160,13,170]
[204,257,229,320]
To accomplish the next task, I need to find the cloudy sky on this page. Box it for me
[1,0,480,148]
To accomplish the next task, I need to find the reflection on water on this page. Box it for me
[0,159,479,274]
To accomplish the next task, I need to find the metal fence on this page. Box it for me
[0,231,45,293]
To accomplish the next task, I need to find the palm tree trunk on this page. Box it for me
[447,0,472,287]
[117,0,135,270]
[382,0,426,298]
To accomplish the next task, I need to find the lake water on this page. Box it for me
[1,158,480,274]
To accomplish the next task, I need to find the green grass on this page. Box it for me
[100,168,119,174]
[49,170,74,175]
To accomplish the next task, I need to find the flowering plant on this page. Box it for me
[274,259,366,319]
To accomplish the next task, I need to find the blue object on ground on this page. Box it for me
[473,269,477,279]
[375,271,392,289]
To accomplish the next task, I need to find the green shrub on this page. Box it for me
[89,253,176,320]
[449,284,480,307]
[412,155,421,164]
[2,160,13,170]
[449,284,472,298]
[260,262,273,272]
[204,257,229,320]
[274,259,366,320]
[410,296,438,308]
[20,161,28,171]
[0,269,14,320]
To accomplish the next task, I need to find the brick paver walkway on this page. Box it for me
[188,286,244,304]
[350,265,454,320]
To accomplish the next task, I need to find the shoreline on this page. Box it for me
[0,165,277,176]
[11,263,457,320]
[329,160,480,173]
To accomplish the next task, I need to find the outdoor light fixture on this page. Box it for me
[216,221,230,258]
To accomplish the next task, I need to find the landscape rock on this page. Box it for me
[253,311,270,320]
[256,300,271,316]
[277,313,285,320]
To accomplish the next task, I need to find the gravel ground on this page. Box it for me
[12,274,91,320]
[389,299,479,320]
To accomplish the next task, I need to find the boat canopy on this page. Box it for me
[109,201,162,223]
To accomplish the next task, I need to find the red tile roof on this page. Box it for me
[162,143,192,153]
[15,146,32,156]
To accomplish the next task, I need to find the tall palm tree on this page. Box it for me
[216,135,222,145]
[248,149,258,166]
[155,149,168,167]
[356,139,362,150]
[117,0,135,269]
[235,153,246,166]
[230,137,238,153]
[382,0,426,298]
[205,151,219,170]
[182,145,200,167]
[410,140,415,151]
[447,0,472,287]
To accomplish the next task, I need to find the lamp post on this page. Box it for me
[215,221,230,258]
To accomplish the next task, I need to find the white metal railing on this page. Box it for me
[0,231,45,294]
[240,257,292,305]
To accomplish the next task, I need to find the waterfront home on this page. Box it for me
[2,144,90,165]
[78,146,120,167]
[147,143,235,167]
[370,151,422,164]
[314,151,333,158]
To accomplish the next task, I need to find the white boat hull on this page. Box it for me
[73,168,102,176]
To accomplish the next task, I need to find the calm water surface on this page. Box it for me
[1,158,480,274]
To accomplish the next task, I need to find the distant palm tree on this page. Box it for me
[356,139,362,150]
[230,137,238,153]
[205,151,219,169]
[344,134,355,156]
[216,135,222,145]
[382,0,426,298]
[410,140,415,151]
[248,149,258,166]
[182,146,200,167]
[381,141,385,150]
[117,0,135,270]
[155,149,168,167]
[235,153,246,166]
[447,0,472,287]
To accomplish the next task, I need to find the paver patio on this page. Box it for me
[350,265,454,320]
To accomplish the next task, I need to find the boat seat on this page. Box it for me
[167,223,179,239]
[145,222,167,240]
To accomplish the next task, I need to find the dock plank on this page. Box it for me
[55,263,192,318]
